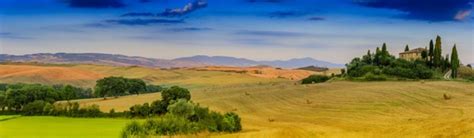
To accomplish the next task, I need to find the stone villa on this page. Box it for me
[399,48,426,61]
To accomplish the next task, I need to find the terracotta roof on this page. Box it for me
[400,48,426,54]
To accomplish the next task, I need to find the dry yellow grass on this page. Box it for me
[78,81,474,137]
[192,66,342,80]
[0,64,287,88]
[0,64,104,86]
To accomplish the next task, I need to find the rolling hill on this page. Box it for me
[0,53,343,68]
[72,81,474,137]
[1,63,473,137]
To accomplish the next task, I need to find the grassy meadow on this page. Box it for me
[0,116,135,138]
[1,64,474,137]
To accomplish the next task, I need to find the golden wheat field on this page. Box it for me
[79,81,474,137]
[1,64,474,137]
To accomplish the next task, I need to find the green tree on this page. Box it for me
[442,54,450,72]
[404,45,410,52]
[161,86,191,105]
[434,36,442,68]
[379,43,393,66]
[5,89,27,111]
[362,50,372,64]
[127,79,146,95]
[62,85,77,101]
[428,40,434,66]
[381,43,389,56]
[22,100,47,115]
[451,45,460,78]
[421,47,428,60]
[374,47,381,65]
[95,77,129,99]
[301,75,330,84]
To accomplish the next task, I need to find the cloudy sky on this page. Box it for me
[0,0,473,64]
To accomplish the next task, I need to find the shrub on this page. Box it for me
[458,66,474,79]
[122,114,202,137]
[301,75,330,84]
[167,99,195,118]
[467,77,474,82]
[222,112,242,132]
[150,100,167,115]
[121,121,145,138]
[363,73,387,81]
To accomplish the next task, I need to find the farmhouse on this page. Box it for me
[399,48,426,61]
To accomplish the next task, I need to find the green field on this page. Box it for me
[0,116,135,138]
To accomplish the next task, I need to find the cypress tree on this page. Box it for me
[367,50,372,63]
[443,54,450,71]
[451,45,459,78]
[362,50,372,64]
[405,45,410,52]
[434,36,442,68]
[380,43,391,66]
[421,47,428,60]
[374,47,381,65]
[382,43,388,56]
[428,40,434,66]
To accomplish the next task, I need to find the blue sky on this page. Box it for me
[0,0,473,64]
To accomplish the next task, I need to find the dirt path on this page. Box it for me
[444,69,452,80]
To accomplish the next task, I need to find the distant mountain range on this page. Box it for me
[0,53,344,68]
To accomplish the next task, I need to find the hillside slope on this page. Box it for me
[0,65,104,86]
[76,81,474,137]
[0,64,288,87]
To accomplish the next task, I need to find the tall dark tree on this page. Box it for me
[451,45,460,78]
[434,36,442,68]
[404,45,410,52]
[421,47,428,60]
[374,47,381,65]
[428,40,434,66]
[381,43,389,56]
[379,43,392,66]
[443,54,450,72]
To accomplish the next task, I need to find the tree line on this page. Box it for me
[345,36,461,80]
[95,77,163,98]
[0,84,93,112]
[0,77,163,113]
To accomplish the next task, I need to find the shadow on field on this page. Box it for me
[0,116,21,122]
